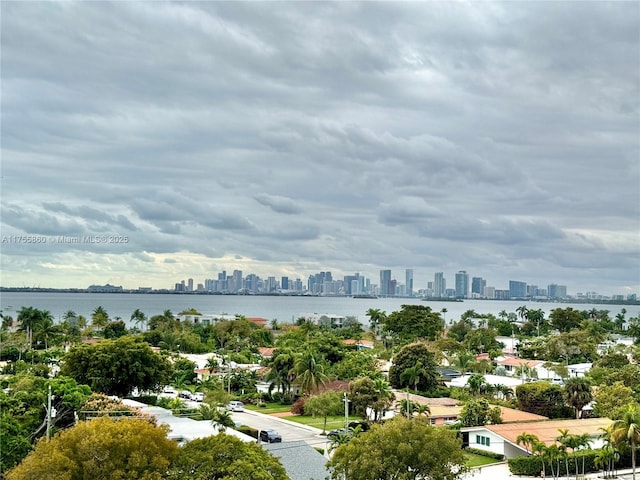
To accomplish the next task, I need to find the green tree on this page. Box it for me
[167,434,288,480]
[349,377,395,422]
[389,342,438,392]
[293,350,328,394]
[130,308,147,332]
[381,305,443,343]
[91,306,109,329]
[516,381,572,419]
[459,398,502,427]
[60,336,172,397]
[563,377,593,419]
[610,405,640,480]
[327,416,467,480]
[366,308,386,334]
[305,390,344,433]
[516,432,539,454]
[593,381,638,419]
[400,362,428,393]
[5,417,177,480]
[549,307,584,333]
[103,320,127,339]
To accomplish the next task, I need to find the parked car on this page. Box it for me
[259,429,282,443]
[191,392,204,402]
[179,390,191,399]
[327,427,353,441]
[226,401,245,412]
[163,386,176,394]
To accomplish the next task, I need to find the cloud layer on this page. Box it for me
[1,2,638,295]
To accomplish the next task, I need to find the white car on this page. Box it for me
[227,401,245,412]
[163,386,176,394]
[191,392,204,402]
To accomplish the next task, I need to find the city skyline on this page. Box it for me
[1,3,638,297]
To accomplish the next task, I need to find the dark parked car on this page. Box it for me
[259,429,282,443]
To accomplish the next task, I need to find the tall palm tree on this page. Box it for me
[532,441,547,478]
[370,378,395,421]
[91,306,109,329]
[17,306,40,349]
[293,351,328,394]
[366,308,386,335]
[556,429,572,478]
[563,377,593,419]
[610,405,640,480]
[130,309,147,332]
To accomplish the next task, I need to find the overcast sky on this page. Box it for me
[1,1,639,295]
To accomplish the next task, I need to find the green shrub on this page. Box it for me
[236,425,258,439]
[508,449,631,477]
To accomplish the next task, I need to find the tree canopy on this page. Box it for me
[60,336,172,397]
[166,433,288,480]
[380,305,444,343]
[327,416,467,480]
[5,417,177,480]
[388,342,439,392]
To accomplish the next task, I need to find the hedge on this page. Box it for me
[508,449,632,477]
[464,447,504,460]
[236,425,259,439]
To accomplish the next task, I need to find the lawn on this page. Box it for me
[465,452,501,467]
[285,415,346,431]
[244,402,292,414]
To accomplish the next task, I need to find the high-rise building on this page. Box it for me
[509,280,527,299]
[434,272,446,298]
[281,276,289,290]
[548,284,567,299]
[231,270,243,293]
[405,269,414,297]
[471,277,486,296]
[380,269,392,296]
[187,278,194,292]
[455,271,469,298]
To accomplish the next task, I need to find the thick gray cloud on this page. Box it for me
[1,1,638,295]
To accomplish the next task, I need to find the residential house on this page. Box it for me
[461,417,612,459]
[263,441,331,480]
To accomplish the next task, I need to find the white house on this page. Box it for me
[461,417,612,459]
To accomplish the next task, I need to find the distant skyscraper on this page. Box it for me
[405,269,414,297]
[187,278,194,292]
[231,270,243,293]
[509,280,527,299]
[380,270,392,296]
[434,272,446,298]
[548,284,567,299]
[281,276,289,290]
[471,277,486,296]
[455,271,469,298]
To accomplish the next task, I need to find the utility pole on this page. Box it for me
[46,384,53,439]
[343,392,350,429]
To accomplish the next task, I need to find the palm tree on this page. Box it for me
[91,306,109,329]
[516,305,529,321]
[516,432,539,455]
[564,377,593,419]
[205,356,219,375]
[293,351,328,394]
[130,309,147,332]
[212,408,235,432]
[556,429,572,478]
[33,312,58,349]
[366,308,386,335]
[400,362,427,393]
[370,378,395,422]
[17,306,40,349]
[467,373,488,396]
[610,405,640,480]
[532,441,548,478]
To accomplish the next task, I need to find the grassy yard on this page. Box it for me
[465,452,502,467]
[285,415,346,431]
[244,402,292,414]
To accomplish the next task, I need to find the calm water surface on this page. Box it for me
[1,291,637,327]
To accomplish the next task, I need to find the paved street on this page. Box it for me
[231,409,330,452]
